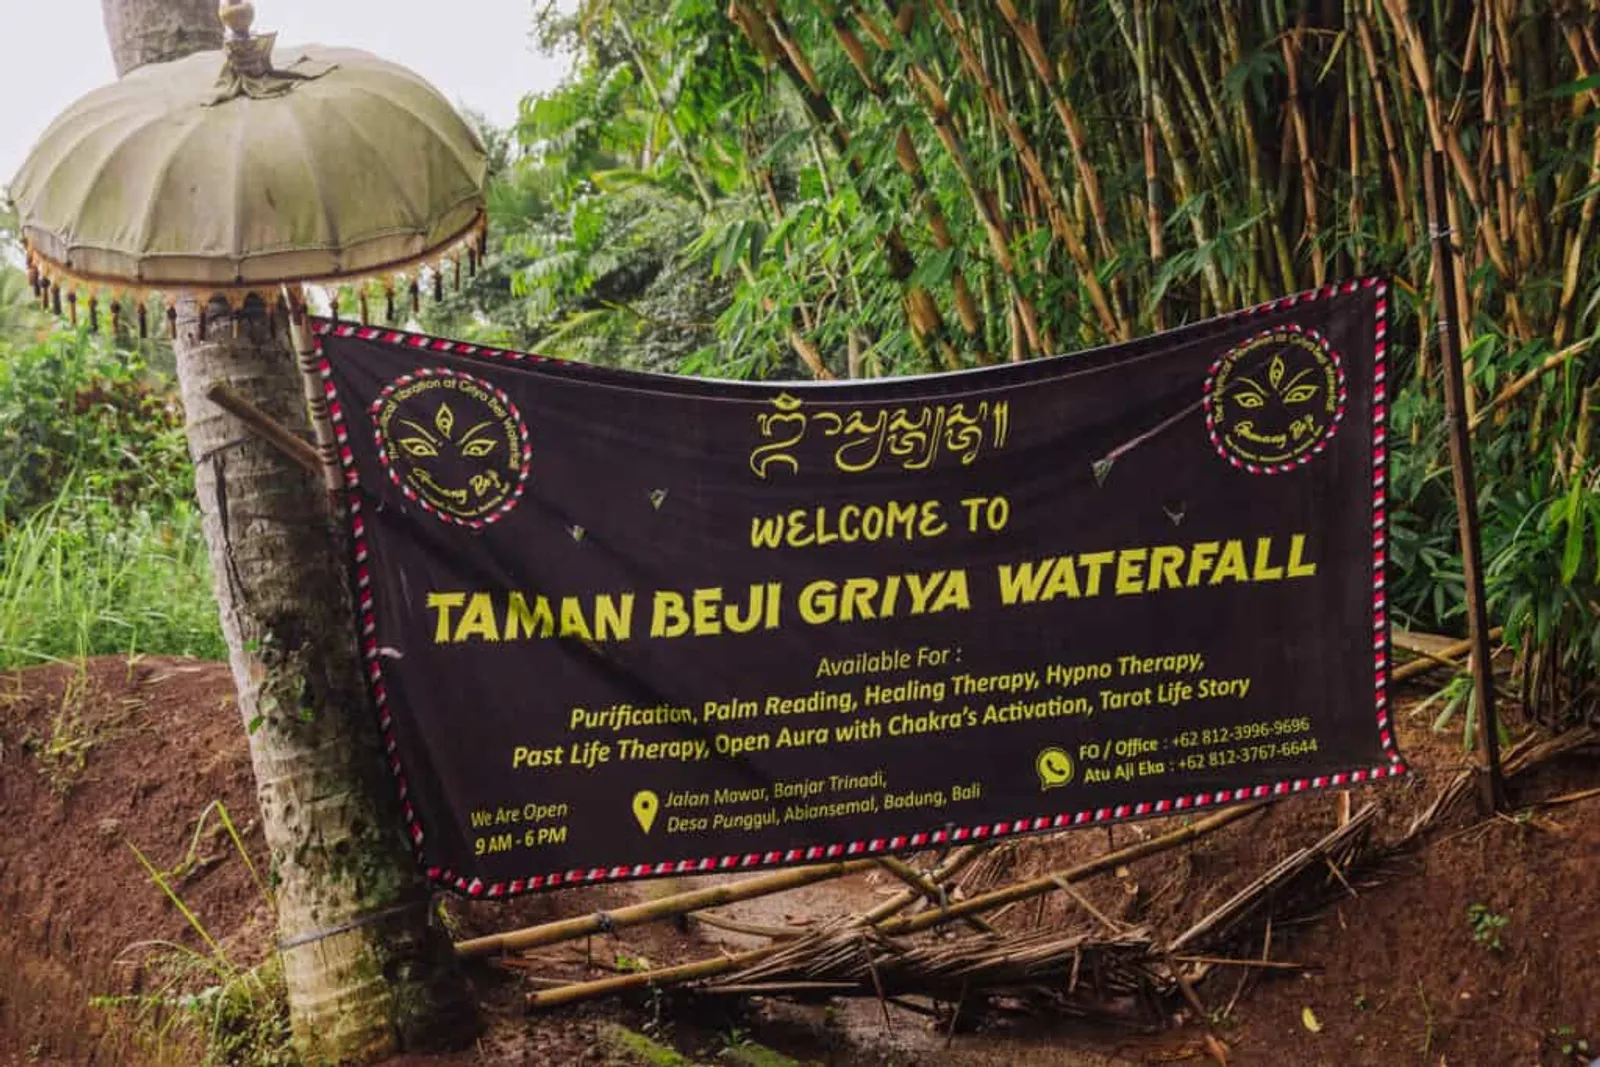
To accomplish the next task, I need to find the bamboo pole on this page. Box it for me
[284,298,346,498]
[456,859,876,959]
[879,802,1269,939]
[859,843,986,925]
[1423,149,1506,814]
[691,911,811,940]
[528,944,777,1009]
[1392,626,1506,684]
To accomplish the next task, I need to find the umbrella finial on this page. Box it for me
[218,2,275,78]
[219,2,256,41]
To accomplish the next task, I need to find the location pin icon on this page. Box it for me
[632,790,659,834]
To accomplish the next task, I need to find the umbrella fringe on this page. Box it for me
[18,212,487,340]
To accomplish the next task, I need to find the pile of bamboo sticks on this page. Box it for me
[451,722,1596,1026]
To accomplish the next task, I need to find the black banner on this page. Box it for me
[315,280,1405,897]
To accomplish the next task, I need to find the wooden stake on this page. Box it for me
[205,383,322,475]
[286,300,350,498]
[859,844,987,925]
[874,856,993,934]
[1423,149,1506,814]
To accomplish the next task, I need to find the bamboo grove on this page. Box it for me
[456,0,1600,725]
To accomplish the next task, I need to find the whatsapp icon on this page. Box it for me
[1036,747,1075,790]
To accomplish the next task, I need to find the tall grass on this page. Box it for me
[0,329,222,670]
[94,802,291,1066]
[0,490,222,669]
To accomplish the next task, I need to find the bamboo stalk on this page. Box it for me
[871,1,1045,355]
[626,12,833,379]
[1494,1,1537,267]
[1110,0,1164,329]
[1278,9,1325,286]
[737,1,956,364]
[1145,40,1226,310]
[1555,24,1600,347]
[1470,340,1591,431]
[1106,0,1226,312]
[1379,0,1512,284]
[928,0,1125,342]
[991,0,1115,264]
[826,5,989,360]
[1219,2,1295,298]
[1345,0,1365,275]
[1354,7,1412,253]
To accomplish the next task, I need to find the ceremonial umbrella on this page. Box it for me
[7,1,489,337]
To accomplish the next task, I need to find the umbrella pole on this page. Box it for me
[284,287,346,499]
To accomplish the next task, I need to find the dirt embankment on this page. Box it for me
[0,658,270,1066]
[1,656,1596,1065]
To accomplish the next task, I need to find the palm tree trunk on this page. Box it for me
[99,0,221,75]
[100,2,475,1061]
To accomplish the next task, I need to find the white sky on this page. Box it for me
[0,1,576,189]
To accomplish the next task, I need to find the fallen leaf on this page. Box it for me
[1301,1006,1322,1033]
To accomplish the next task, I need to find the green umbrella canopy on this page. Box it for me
[8,4,488,330]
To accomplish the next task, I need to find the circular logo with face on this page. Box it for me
[371,369,531,526]
[1204,326,1345,473]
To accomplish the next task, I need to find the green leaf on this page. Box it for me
[1560,477,1586,585]
[1548,73,1600,98]
[1594,497,1600,584]
[907,247,956,289]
